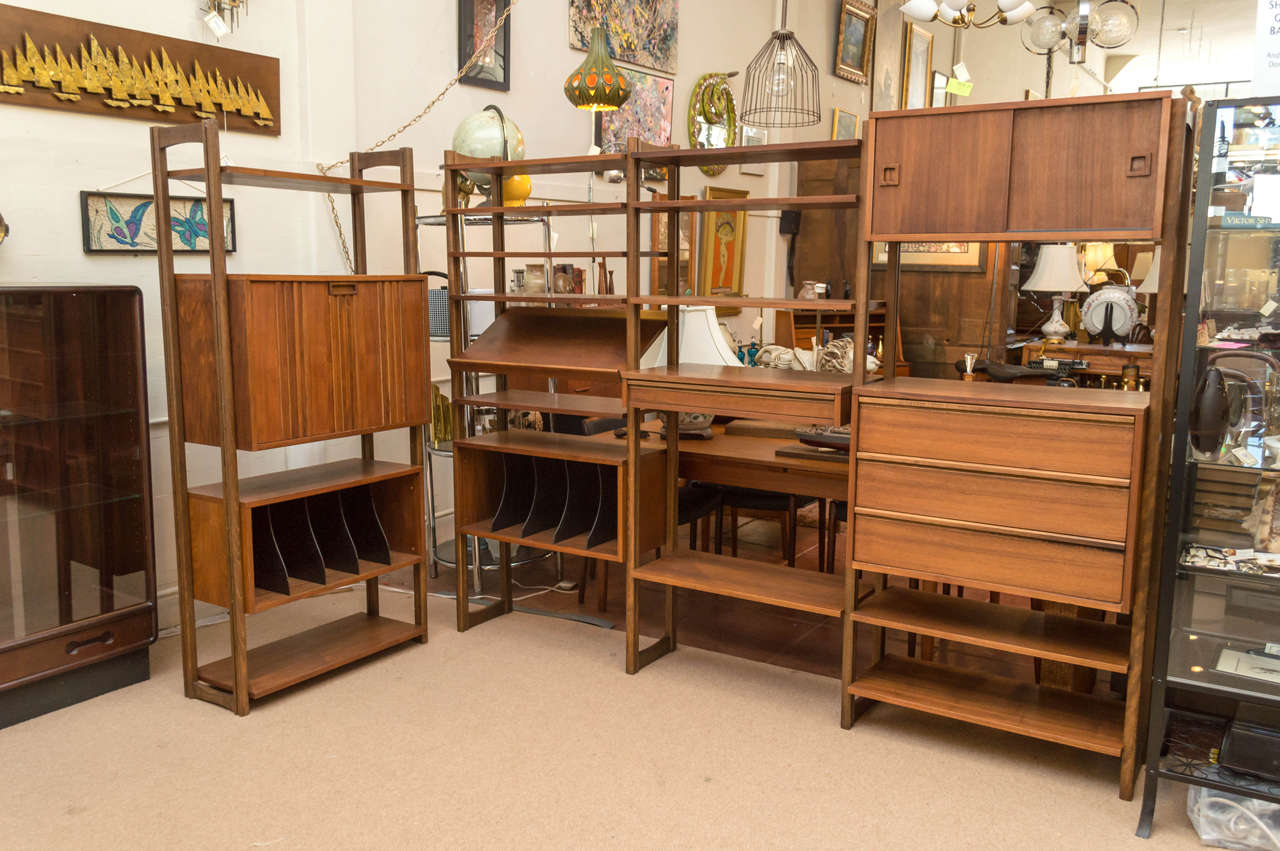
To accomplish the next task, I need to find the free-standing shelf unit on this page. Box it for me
[442,145,670,631]
[620,139,862,674]
[843,92,1194,800]
[151,119,429,715]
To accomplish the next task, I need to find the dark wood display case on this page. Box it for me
[151,120,429,715]
[0,286,156,728]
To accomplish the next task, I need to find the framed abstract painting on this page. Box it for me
[80,191,236,254]
[568,0,677,74]
[596,67,675,161]
[458,0,510,91]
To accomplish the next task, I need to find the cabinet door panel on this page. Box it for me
[241,281,294,447]
[348,284,386,432]
[871,111,1013,237]
[293,283,343,439]
[387,281,427,427]
[1007,99,1166,234]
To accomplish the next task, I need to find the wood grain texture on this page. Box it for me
[197,614,422,699]
[632,552,844,617]
[456,390,624,418]
[188,458,419,506]
[851,655,1125,755]
[854,376,1150,413]
[852,588,1130,672]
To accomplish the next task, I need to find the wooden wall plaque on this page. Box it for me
[0,4,280,136]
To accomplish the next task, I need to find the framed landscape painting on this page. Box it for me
[81,191,236,254]
[835,0,875,84]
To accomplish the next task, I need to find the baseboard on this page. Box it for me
[0,648,150,729]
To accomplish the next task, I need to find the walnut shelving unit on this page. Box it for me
[442,144,669,631]
[620,139,862,674]
[150,119,429,715]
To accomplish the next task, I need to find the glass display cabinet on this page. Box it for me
[1140,98,1280,835]
[0,286,155,727]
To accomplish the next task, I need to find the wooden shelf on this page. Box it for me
[188,459,419,508]
[249,551,421,613]
[452,292,628,305]
[455,429,652,465]
[854,376,1150,416]
[443,152,627,176]
[634,195,858,213]
[624,364,853,425]
[456,390,624,418]
[169,166,409,194]
[629,296,856,310]
[459,519,620,563]
[198,614,423,700]
[852,588,1130,672]
[632,552,843,617]
[850,655,1125,756]
[634,139,861,167]
[443,202,626,218]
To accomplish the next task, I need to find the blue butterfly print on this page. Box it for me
[170,200,211,251]
[105,198,152,248]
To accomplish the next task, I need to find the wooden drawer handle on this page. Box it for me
[1127,152,1152,177]
[66,630,115,655]
[879,163,901,187]
[328,282,358,296]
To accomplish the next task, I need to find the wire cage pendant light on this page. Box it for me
[740,0,820,128]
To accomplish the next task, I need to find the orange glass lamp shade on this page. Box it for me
[564,26,631,111]
[502,174,532,206]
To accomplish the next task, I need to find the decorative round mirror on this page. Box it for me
[688,72,739,176]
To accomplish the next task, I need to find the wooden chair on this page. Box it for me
[709,485,822,568]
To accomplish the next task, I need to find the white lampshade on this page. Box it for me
[937,1,966,22]
[1022,244,1088,293]
[1136,247,1162,294]
[901,0,940,22]
[1002,1,1036,24]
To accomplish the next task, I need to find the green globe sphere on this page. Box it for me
[451,109,526,189]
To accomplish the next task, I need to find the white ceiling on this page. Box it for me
[1106,0,1256,92]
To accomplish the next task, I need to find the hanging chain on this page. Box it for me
[318,0,520,272]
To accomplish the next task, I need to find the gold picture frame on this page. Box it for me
[698,187,749,299]
[832,108,859,140]
[900,22,934,110]
[835,0,876,85]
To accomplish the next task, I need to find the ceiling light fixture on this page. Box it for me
[1019,1,1138,63]
[901,0,1038,29]
[740,0,821,128]
[563,26,632,112]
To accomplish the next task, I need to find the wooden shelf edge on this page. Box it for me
[249,551,421,613]
[634,195,859,213]
[852,588,1130,673]
[633,139,862,167]
[628,296,857,310]
[454,429,645,464]
[169,166,409,194]
[455,390,624,418]
[443,202,626,217]
[632,552,844,617]
[459,520,622,563]
[197,614,423,700]
[188,458,421,507]
[850,655,1125,756]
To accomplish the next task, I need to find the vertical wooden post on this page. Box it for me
[625,140,643,672]
[349,151,380,618]
[852,120,875,386]
[882,243,901,383]
[443,152,472,631]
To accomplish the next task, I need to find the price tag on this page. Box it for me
[1263,299,1278,317]
[946,78,974,97]
[1042,358,1059,369]
[1233,446,1260,466]
[952,62,971,82]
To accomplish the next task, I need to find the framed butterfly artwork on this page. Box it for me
[80,191,237,254]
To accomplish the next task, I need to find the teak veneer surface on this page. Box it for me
[188,458,419,507]
[451,308,664,378]
[632,552,844,617]
[853,376,1149,414]
[198,614,422,699]
[851,655,1126,756]
[852,588,1130,672]
[625,364,853,393]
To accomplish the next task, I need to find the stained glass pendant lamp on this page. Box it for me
[740,0,820,128]
[564,26,631,111]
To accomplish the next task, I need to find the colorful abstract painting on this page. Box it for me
[81,191,236,254]
[597,68,674,152]
[569,0,678,74]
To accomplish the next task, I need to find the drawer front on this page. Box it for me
[629,383,845,425]
[855,459,1130,542]
[853,514,1126,607]
[857,400,1135,479]
[0,608,154,689]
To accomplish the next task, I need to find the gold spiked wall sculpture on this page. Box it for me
[0,4,279,136]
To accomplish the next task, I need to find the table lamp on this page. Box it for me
[1135,247,1162,294]
[1022,243,1087,342]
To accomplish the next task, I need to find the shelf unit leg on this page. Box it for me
[499,542,513,614]
[455,527,470,631]
[664,586,677,652]
[1135,769,1158,838]
[625,404,641,674]
[841,566,856,729]
[410,424,427,642]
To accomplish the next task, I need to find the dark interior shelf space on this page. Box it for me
[249,552,419,612]
[198,614,422,699]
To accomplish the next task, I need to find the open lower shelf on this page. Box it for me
[456,429,652,464]
[198,614,423,700]
[852,588,1130,673]
[249,551,420,613]
[632,552,844,617]
[455,390,624,418]
[850,655,1125,756]
[459,519,621,562]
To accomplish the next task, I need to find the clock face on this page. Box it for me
[1082,285,1140,337]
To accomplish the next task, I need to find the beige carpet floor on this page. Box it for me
[1,589,1209,849]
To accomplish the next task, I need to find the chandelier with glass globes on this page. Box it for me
[900,1,1138,64]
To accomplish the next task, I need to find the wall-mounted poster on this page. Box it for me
[596,67,674,151]
[569,0,677,74]
[699,187,748,297]
[458,0,510,91]
[0,4,280,135]
[834,0,875,85]
[81,191,236,254]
